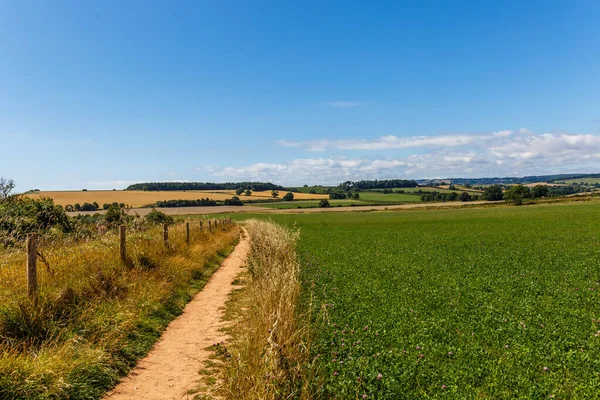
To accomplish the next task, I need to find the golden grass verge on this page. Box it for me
[0,222,239,399]
[217,220,313,400]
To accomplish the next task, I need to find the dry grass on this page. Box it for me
[26,190,328,208]
[0,222,239,399]
[218,220,313,400]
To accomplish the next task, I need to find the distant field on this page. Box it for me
[235,201,600,398]
[355,191,422,202]
[560,178,600,185]
[26,190,327,207]
[256,199,362,209]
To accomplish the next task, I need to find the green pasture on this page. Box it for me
[230,201,600,399]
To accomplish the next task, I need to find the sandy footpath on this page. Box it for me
[105,229,250,400]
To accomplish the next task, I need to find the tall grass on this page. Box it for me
[220,219,313,399]
[0,222,238,399]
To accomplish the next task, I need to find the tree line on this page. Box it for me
[126,181,284,191]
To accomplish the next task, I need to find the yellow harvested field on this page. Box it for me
[26,190,328,207]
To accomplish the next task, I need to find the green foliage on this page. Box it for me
[224,196,244,206]
[319,199,331,208]
[504,184,531,205]
[145,208,174,225]
[245,190,252,196]
[482,184,504,201]
[283,192,294,201]
[0,195,71,247]
[329,191,347,200]
[236,187,244,196]
[80,202,98,211]
[154,198,217,208]
[271,190,279,198]
[261,202,600,398]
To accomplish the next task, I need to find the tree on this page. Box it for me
[0,177,16,202]
[235,187,244,196]
[319,199,331,208]
[351,192,360,200]
[224,196,243,206]
[283,192,294,201]
[245,190,252,196]
[65,204,74,212]
[309,189,316,194]
[271,190,279,198]
[448,183,456,190]
[459,191,471,202]
[532,185,549,198]
[74,203,82,211]
[505,184,531,205]
[482,185,504,201]
[329,191,347,199]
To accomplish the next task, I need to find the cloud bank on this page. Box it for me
[208,129,600,185]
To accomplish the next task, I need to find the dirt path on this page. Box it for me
[105,229,250,400]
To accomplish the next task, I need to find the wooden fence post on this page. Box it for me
[163,224,169,247]
[26,233,38,300]
[186,222,190,245]
[120,225,126,261]
[200,220,203,231]
[208,220,212,232]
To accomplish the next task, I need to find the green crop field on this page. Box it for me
[232,201,600,399]
[561,178,600,185]
[356,191,423,203]
[256,199,362,209]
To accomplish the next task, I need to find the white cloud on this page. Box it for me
[328,101,363,108]
[280,130,516,152]
[209,129,600,184]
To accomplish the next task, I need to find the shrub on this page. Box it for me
[224,196,244,206]
[319,199,331,208]
[145,208,174,225]
[236,187,244,196]
[283,192,294,201]
[80,202,98,212]
[245,190,252,196]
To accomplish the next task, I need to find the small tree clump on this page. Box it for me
[283,192,294,201]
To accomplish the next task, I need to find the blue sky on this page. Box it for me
[1,0,600,190]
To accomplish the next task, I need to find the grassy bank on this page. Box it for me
[0,222,239,399]
[219,220,312,399]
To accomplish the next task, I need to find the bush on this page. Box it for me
[0,194,71,246]
[319,199,331,208]
[145,208,174,225]
[80,202,98,212]
[245,190,252,196]
[224,196,244,206]
[236,187,244,196]
[283,192,294,201]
